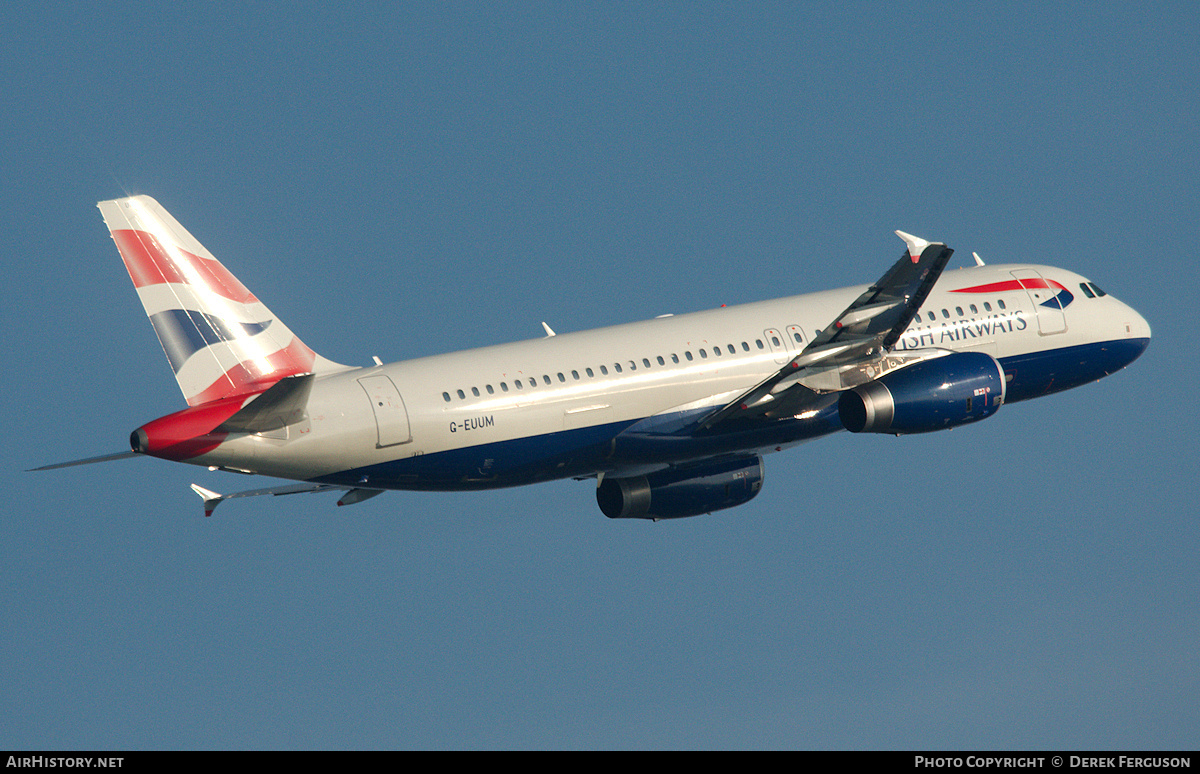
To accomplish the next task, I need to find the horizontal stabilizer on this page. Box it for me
[215,373,314,434]
[28,450,141,472]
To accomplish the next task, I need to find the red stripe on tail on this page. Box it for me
[111,229,258,304]
[185,338,316,407]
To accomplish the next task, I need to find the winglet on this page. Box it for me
[895,230,932,263]
[541,322,556,337]
[190,483,224,517]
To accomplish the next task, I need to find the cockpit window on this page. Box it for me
[1088,282,1108,297]
[1080,282,1096,299]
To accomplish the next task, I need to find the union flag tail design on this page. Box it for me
[99,195,344,407]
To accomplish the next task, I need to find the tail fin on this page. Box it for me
[98,195,346,406]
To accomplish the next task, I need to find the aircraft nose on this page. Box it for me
[1134,308,1152,342]
[1113,302,1151,368]
[1125,303,1151,344]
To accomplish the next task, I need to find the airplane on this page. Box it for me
[33,195,1151,519]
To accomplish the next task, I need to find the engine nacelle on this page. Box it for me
[838,351,1006,434]
[597,456,764,520]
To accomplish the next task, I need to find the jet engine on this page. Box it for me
[838,351,1006,434]
[597,455,764,520]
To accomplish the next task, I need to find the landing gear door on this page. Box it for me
[358,375,412,447]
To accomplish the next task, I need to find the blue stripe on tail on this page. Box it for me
[149,309,272,372]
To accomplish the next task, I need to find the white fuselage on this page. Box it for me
[191,262,1150,490]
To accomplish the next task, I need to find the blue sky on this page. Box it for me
[3,2,1197,749]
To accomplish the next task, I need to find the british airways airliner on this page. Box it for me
[36,195,1151,519]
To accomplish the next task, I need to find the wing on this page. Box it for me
[189,482,384,516]
[698,231,954,430]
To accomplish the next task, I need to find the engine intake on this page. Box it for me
[597,456,764,520]
[838,351,1006,434]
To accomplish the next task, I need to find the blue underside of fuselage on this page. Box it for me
[999,336,1148,403]
[311,337,1149,491]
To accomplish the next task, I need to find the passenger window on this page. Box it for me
[586,367,594,377]
[771,336,781,346]
[557,372,565,382]
[643,358,651,368]
[727,344,735,354]
[457,389,466,399]
[515,381,523,390]
[614,363,623,373]
[942,309,950,319]
[600,365,608,375]
[443,392,451,402]
[628,361,636,371]
[970,304,978,313]
[501,382,509,392]
[741,342,750,351]
[671,354,679,363]
[685,351,693,361]
[543,375,552,385]
[756,340,764,349]
[486,385,494,394]
[984,302,992,312]
[792,333,801,343]
[712,347,721,357]
[572,370,579,380]
[471,387,480,397]
[998,299,1007,310]
[955,306,963,316]
[657,356,665,365]
[700,349,708,359]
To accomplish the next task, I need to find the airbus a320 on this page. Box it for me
[35,196,1151,519]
